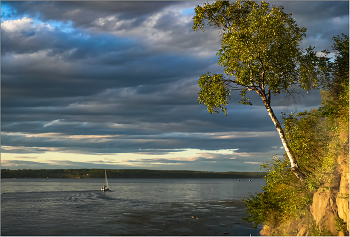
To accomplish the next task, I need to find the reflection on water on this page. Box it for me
[1,178,265,236]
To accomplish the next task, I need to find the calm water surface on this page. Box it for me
[2,178,265,236]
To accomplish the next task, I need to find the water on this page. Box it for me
[1,178,265,236]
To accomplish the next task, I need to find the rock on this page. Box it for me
[260,153,349,236]
[260,225,273,236]
[337,155,349,232]
[310,190,339,235]
[296,227,308,236]
[336,173,349,231]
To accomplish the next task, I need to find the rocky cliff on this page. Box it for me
[336,155,349,233]
[309,154,349,236]
[260,154,349,236]
[258,33,349,236]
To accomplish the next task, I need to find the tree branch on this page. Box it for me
[224,78,258,92]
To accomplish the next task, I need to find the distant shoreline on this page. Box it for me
[1,169,266,179]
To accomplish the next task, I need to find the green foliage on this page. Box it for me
[242,155,312,229]
[193,1,329,114]
[308,221,333,236]
[282,110,330,177]
[242,34,349,234]
[319,34,349,121]
[281,100,343,193]
[335,217,348,233]
[239,89,253,106]
[246,96,344,228]
[198,72,231,115]
[330,34,349,89]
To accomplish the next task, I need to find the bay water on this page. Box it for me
[1,178,265,236]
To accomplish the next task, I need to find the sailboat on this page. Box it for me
[101,169,110,191]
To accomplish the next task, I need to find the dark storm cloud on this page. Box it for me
[273,1,349,22]
[2,1,223,57]
[271,1,349,52]
[1,128,282,155]
[1,17,218,100]
[1,159,142,170]
[1,1,348,171]
[1,24,139,63]
[1,102,278,137]
[2,1,182,28]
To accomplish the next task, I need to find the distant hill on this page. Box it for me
[1,169,266,179]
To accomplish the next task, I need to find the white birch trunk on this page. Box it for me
[261,95,306,182]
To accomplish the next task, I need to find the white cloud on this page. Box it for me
[244,161,263,164]
[1,17,33,31]
[1,17,54,32]
[43,119,61,127]
[331,15,349,25]
[2,49,75,73]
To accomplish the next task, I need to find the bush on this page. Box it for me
[242,34,349,235]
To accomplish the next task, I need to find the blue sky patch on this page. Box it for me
[181,7,195,15]
[46,20,74,33]
[1,3,16,22]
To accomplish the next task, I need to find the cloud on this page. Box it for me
[271,1,349,52]
[0,128,283,155]
[43,119,62,127]
[2,2,183,28]
[1,17,33,31]
[244,162,263,165]
[1,1,348,171]
[15,156,37,159]
[0,159,130,170]
[1,145,57,154]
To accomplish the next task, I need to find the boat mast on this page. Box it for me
[105,169,109,188]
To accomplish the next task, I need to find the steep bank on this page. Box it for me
[336,155,349,233]
[309,154,348,235]
[243,34,349,236]
[260,154,348,236]
[310,154,349,236]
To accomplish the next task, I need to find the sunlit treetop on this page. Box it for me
[193,1,330,115]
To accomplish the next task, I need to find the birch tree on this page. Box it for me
[193,1,329,182]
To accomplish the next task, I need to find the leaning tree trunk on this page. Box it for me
[261,94,307,183]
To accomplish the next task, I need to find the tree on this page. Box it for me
[192,1,329,182]
[319,34,349,119]
[242,34,349,233]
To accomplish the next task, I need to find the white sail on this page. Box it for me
[105,169,109,188]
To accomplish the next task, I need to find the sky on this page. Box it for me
[1,1,349,172]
